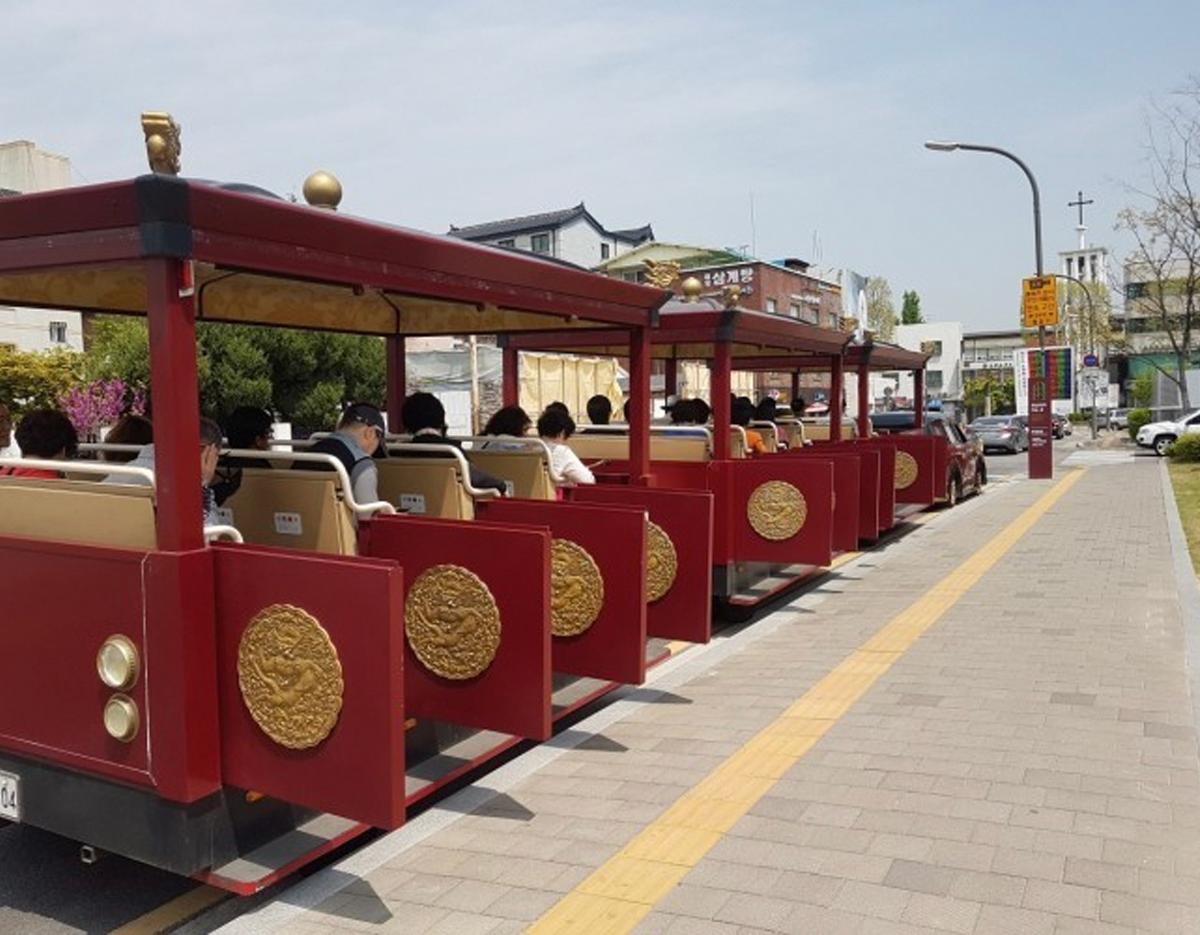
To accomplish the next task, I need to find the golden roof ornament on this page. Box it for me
[303,171,343,211]
[643,258,681,290]
[141,112,181,176]
[841,316,859,334]
[721,284,742,309]
[680,276,703,302]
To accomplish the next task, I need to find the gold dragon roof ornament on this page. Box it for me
[642,258,681,291]
[141,112,181,176]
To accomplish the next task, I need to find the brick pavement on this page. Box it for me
[219,460,1200,935]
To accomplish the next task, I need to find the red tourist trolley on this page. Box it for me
[0,163,682,890]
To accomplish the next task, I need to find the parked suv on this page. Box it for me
[1135,409,1200,456]
[869,411,986,506]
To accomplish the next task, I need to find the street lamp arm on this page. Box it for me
[952,144,1043,276]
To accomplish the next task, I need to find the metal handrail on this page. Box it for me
[381,442,502,499]
[0,457,157,486]
[204,524,244,544]
[78,442,146,457]
[450,435,567,485]
[222,448,396,517]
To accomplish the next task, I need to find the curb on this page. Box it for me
[1160,461,1200,740]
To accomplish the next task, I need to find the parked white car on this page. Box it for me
[1136,409,1200,456]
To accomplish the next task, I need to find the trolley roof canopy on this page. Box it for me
[501,298,854,360]
[731,339,929,374]
[0,176,668,336]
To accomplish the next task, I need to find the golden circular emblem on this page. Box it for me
[237,604,344,750]
[747,481,808,541]
[550,539,605,637]
[894,451,919,490]
[645,520,678,602]
[406,565,501,680]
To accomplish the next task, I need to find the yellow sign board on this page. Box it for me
[1022,276,1058,328]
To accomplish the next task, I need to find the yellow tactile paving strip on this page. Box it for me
[528,471,1084,934]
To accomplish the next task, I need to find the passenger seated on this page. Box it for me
[107,416,223,525]
[400,392,506,495]
[212,405,275,506]
[790,396,807,418]
[666,398,710,438]
[732,398,768,455]
[481,405,532,450]
[101,414,153,462]
[538,406,594,485]
[755,397,781,423]
[0,402,17,457]
[0,409,78,478]
[580,394,613,433]
[302,402,385,506]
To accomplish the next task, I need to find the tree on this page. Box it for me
[864,277,897,341]
[0,346,83,415]
[1118,79,1200,410]
[900,290,924,325]
[962,375,1015,417]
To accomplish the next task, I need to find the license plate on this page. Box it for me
[0,770,19,821]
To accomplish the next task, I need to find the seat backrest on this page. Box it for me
[751,423,780,453]
[221,469,356,555]
[776,420,806,447]
[376,459,474,519]
[728,428,748,459]
[466,450,554,500]
[0,477,157,550]
[566,433,710,463]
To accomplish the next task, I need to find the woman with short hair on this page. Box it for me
[0,409,78,478]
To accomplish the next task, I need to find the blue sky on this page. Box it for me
[3,0,1197,329]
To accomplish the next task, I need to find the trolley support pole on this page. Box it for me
[502,346,519,407]
[712,341,733,461]
[386,335,406,431]
[790,370,801,404]
[857,364,871,438]
[146,258,204,552]
[914,369,926,428]
[664,357,678,399]
[829,354,844,443]
[628,326,651,483]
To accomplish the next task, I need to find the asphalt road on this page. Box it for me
[0,434,1097,934]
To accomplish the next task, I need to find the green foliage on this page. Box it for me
[1130,372,1154,407]
[84,316,386,428]
[1067,411,1090,424]
[0,347,84,415]
[961,375,1015,417]
[865,277,897,341]
[1168,434,1200,462]
[900,290,924,325]
[1127,408,1152,440]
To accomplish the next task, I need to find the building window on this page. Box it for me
[789,303,801,318]
[1125,282,1147,300]
[600,243,610,260]
[925,370,944,391]
[530,233,551,255]
[766,298,777,314]
[496,238,515,248]
[49,321,68,343]
[1090,255,1098,281]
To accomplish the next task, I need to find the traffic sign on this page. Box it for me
[1083,353,1098,367]
[1022,276,1058,328]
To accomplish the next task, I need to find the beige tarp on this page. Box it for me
[518,352,624,421]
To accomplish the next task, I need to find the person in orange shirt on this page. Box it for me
[732,397,768,455]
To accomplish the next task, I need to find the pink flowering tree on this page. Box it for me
[59,379,147,442]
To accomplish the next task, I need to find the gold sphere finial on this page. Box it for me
[303,171,343,211]
[680,276,703,301]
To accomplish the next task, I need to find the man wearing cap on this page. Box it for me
[306,403,385,506]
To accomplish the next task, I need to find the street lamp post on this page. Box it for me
[1052,271,1102,441]
[925,140,1053,479]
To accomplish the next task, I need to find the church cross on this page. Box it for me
[1068,190,1094,226]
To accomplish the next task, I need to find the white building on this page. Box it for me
[866,321,964,412]
[0,141,84,353]
[448,203,653,269]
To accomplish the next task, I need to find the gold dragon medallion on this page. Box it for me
[550,539,604,637]
[405,565,501,680]
[645,520,678,602]
[894,451,919,490]
[747,481,808,541]
[237,604,344,750]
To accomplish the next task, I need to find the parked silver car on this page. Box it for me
[968,415,1029,453]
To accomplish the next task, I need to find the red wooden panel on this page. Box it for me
[479,500,647,684]
[803,444,882,541]
[889,435,940,504]
[730,459,834,566]
[571,485,714,643]
[854,440,897,528]
[212,544,406,829]
[361,516,552,741]
[779,452,861,553]
[0,538,155,788]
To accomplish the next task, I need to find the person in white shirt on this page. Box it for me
[0,403,18,459]
[538,406,594,485]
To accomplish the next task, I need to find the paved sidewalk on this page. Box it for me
[219,460,1200,935]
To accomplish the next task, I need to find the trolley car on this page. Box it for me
[0,159,684,890]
